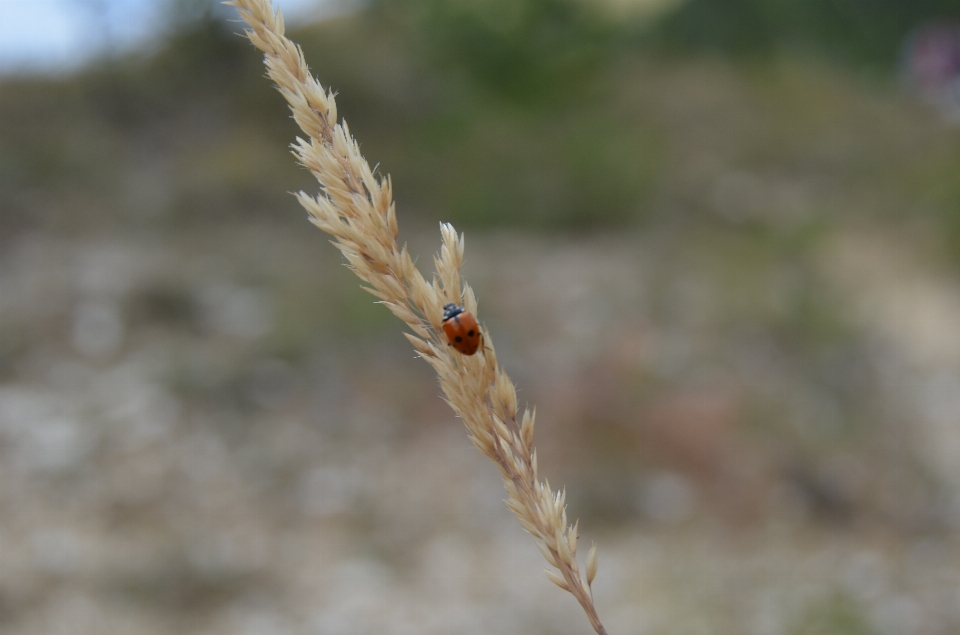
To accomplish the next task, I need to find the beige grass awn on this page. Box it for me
[225,1,609,632]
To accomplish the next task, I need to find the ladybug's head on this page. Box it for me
[442,303,465,321]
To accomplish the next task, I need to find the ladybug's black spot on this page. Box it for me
[455,336,463,342]
[467,330,475,337]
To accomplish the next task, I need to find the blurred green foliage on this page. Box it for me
[794,593,873,635]
[2,0,960,237]
[295,0,660,228]
[647,0,960,67]
[377,0,613,103]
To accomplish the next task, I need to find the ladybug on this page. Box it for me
[442,303,482,355]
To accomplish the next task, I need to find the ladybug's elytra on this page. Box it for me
[441,303,482,355]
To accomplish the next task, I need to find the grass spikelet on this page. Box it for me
[586,543,599,586]
[225,1,609,633]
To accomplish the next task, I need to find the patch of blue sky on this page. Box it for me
[0,0,346,75]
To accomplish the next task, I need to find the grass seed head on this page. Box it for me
[227,2,609,633]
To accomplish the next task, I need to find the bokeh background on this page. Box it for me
[3,0,960,633]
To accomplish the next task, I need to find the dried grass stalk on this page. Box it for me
[226,1,608,632]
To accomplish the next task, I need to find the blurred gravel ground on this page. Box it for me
[2,224,960,635]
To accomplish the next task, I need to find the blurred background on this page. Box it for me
[3,0,960,633]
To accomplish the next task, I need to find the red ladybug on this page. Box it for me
[442,303,482,355]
